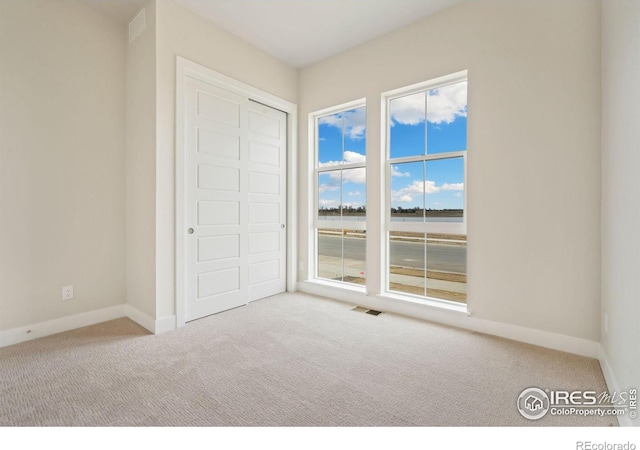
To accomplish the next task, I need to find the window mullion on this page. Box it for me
[317,161,364,173]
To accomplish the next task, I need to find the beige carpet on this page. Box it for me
[0,293,616,426]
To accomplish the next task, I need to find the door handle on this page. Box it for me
[281,224,285,229]
[187,228,194,234]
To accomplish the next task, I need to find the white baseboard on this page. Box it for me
[0,304,127,348]
[599,346,637,427]
[122,305,176,335]
[0,305,178,349]
[297,281,600,358]
[123,304,156,333]
[155,315,177,334]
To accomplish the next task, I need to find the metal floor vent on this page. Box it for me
[352,306,383,316]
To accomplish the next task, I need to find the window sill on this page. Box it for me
[304,278,367,294]
[376,291,469,315]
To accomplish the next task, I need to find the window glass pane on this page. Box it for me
[318,171,341,218]
[342,167,366,219]
[317,229,366,286]
[424,158,464,222]
[390,161,424,222]
[343,106,367,160]
[388,232,467,303]
[389,91,425,158]
[318,112,343,167]
[389,231,426,296]
[342,229,366,286]
[426,81,467,154]
[317,229,342,281]
[318,107,366,167]
[425,233,467,303]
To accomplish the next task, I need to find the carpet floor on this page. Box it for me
[0,293,616,426]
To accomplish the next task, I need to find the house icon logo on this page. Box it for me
[517,387,550,420]
[525,395,543,411]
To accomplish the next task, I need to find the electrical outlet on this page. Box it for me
[62,285,74,300]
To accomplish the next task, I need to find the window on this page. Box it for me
[384,72,467,304]
[313,101,366,286]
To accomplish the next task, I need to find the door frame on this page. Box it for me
[175,56,298,328]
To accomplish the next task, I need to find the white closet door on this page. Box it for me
[247,100,287,301]
[184,78,286,322]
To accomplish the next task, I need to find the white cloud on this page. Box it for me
[318,183,339,194]
[319,160,341,168]
[319,169,366,186]
[319,199,363,209]
[454,192,463,198]
[319,107,366,140]
[319,199,338,207]
[344,151,365,163]
[391,165,410,177]
[396,194,413,203]
[344,168,365,184]
[390,91,425,126]
[441,183,464,191]
[391,180,464,203]
[348,191,362,197]
[391,180,438,203]
[390,81,467,126]
[427,82,468,124]
[319,150,365,168]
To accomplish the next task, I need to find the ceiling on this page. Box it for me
[84,0,464,68]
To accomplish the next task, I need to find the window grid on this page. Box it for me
[384,73,468,305]
[313,102,367,287]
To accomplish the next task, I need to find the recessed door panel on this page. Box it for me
[197,91,240,127]
[198,235,240,262]
[198,165,240,192]
[198,129,240,160]
[198,201,239,226]
[198,267,240,299]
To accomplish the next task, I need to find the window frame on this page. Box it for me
[309,98,367,287]
[381,70,468,304]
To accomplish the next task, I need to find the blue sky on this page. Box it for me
[317,81,467,215]
[318,106,367,212]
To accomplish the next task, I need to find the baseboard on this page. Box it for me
[0,304,178,349]
[124,305,176,335]
[155,315,177,334]
[123,304,156,333]
[0,304,127,348]
[297,281,600,358]
[599,346,637,427]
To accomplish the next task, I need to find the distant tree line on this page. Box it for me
[318,206,463,217]
[391,207,463,217]
[318,206,365,216]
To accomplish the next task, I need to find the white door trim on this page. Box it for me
[175,56,297,328]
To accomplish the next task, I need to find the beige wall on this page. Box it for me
[125,0,157,318]
[601,0,640,424]
[154,0,298,319]
[298,0,602,340]
[0,0,127,330]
